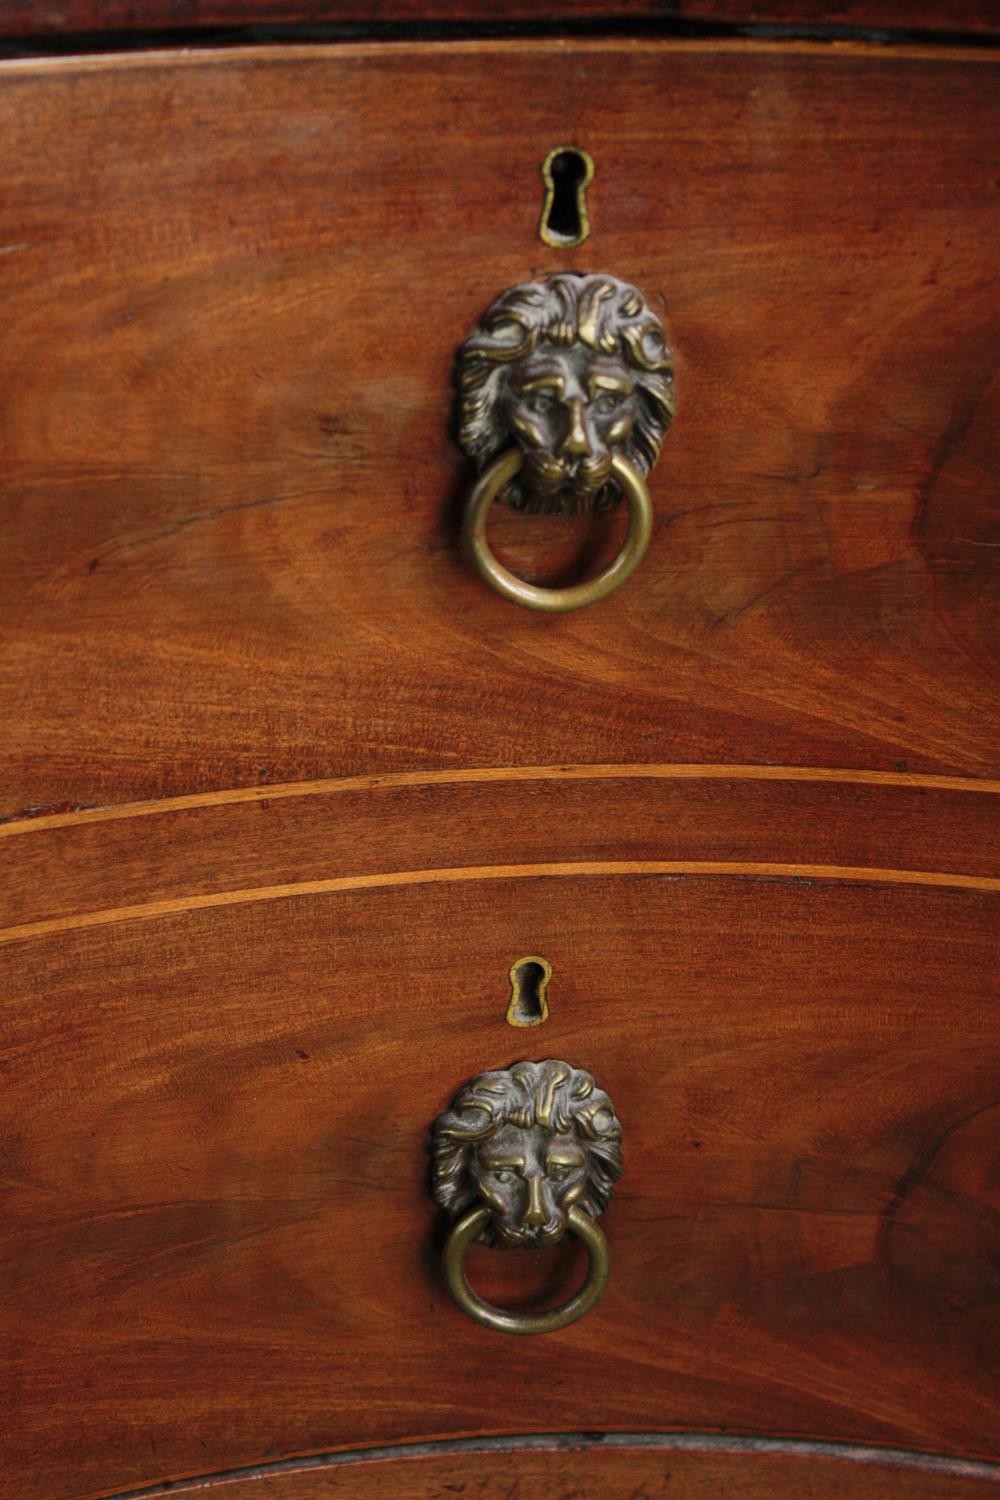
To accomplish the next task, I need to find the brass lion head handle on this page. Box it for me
[431,1059,623,1334]
[454,272,676,611]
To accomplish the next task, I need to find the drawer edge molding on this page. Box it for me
[100,1433,1000,1500]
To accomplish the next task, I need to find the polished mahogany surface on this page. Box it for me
[1,41,997,820]
[1,32,997,1500]
[1,773,997,1497]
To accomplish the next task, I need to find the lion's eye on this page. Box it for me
[593,392,623,414]
[527,393,555,414]
[548,1166,571,1182]
[492,1169,514,1184]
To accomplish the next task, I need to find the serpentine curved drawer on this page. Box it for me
[1,772,997,1498]
[1,40,998,816]
[1,28,998,1500]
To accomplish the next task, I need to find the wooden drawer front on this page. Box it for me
[1,41,998,819]
[2,775,997,1498]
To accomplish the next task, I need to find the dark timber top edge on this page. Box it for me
[1,15,998,58]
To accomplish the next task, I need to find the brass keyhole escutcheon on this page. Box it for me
[506,955,552,1027]
[539,146,594,248]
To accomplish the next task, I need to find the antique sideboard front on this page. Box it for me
[0,5,998,1498]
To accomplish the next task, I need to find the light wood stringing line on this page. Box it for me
[1,859,997,949]
[1,762,997,841]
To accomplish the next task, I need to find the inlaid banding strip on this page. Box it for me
[1,762,996,841]
[1,859,997,949]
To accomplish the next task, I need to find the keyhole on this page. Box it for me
[539,147,594,249]
[506,955,552,1028]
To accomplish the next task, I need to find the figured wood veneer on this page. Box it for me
[1,776,997,1498]
[1,32,997,1500]
[0,42,997,816]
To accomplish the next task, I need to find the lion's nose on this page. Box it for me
[560,398,591,457]
[521,1174,548,1228]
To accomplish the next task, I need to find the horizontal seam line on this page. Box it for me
[1,859,996,946]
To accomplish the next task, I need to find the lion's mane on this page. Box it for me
[431,1059,623,1243]
[455,272,676,511]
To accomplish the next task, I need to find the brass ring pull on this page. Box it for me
[443,1202,610,1335]
[453,272,676,612]
[431,1059,623,1337]
[462,449,653,613]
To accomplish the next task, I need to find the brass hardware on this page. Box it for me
[454,272,675,609]
[431,1059,623,1335]
[538,146,594,249]
[506,955,552,1027]
[443,1203,609,1335]
[463,448,652,613]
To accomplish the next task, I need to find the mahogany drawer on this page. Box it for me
[1,40,997,817]
[1,29,998,1500]
[2,774,998,1497]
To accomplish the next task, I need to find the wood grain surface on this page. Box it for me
[1,41,997,817]
[2,779,997,1498]
[2,33,997,1500]
[2,764,999,939]
[1,0,997,40]
[129,1437,1000,1498]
